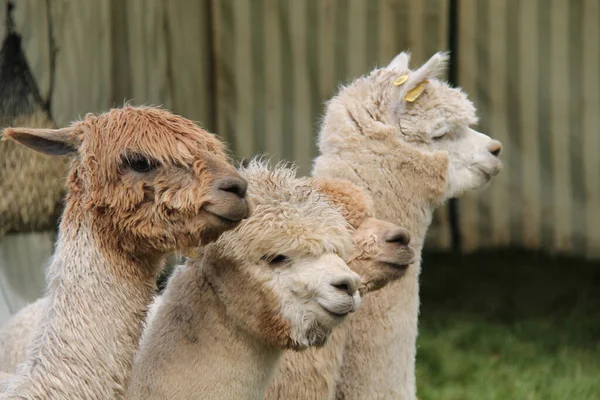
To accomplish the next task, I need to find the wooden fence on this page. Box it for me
[0,0,599,321]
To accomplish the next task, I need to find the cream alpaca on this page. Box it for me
[0,106,249,399]
[127,161,361,400]
[310,52,503,399]
[0,181,414,394]
[267,179,415,400]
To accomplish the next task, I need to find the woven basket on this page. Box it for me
[0,111,69,235]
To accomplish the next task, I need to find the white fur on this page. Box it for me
[309,51,503,399]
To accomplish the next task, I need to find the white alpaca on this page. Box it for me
[306,52,502,399]
[0,297,47,374]
[126,161,362,400]
[266,179,415,400]
[0,106,250,399]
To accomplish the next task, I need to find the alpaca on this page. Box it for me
[266,178,415,400]
[126,161,362,400]
[0,179,414,392]
[0,297,47,374]
[309,52,503,400]
[0,106,250,399]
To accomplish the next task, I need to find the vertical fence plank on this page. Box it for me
[232,0,254,159]
[549,0,572,252]
[520,0,541,249]
[378,0,397,64]
[289,0,312,175]
[50,0,112,125]
[582,0,600,257]
[264,0,283,160]
[165,0,213,128]
[347,0,368,79]
[456,0,479,251]
[125,0,172,109]
[488,0,510,246]
[408,0,425,65]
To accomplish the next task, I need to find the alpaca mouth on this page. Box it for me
[382,262,410,270]
[475,164,502,181]
[204,203,249,223]
[317,298,356,318]
[321,306,351,318]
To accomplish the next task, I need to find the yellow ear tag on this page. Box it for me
[393,75,408,86]
[405,80,428,102]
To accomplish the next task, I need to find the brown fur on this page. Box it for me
[0,106,249,399]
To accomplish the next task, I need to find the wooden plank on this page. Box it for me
[125,0,172,109]
[520,0,541,248]
[550,0,572,251]
[232,0,254,159]
[289,0,311,175]
[488,0,511,246]
[50,0,112,125]
[408,0,426,65]
[264,0,283,160]
[317,0,336,100]
[456,0,479,251]
[212,0,225,138]
[582,0,600,257]
[378,0,397,64]
[110,0,132,106]
[436,0,449,55]
[165,0,213,128]
[347,0,368,79]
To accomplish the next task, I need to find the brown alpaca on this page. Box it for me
[127,161,361,400]
[266,179,415,400]
[0,106,250,399]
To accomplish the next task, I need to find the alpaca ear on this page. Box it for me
[2,126,81,156]
[387,52,411,71]
[398,52,450,102]
[406,51,449,85]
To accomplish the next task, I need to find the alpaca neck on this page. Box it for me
[2,211,162,399]
[313,138,445,400]
[128,264,282,400]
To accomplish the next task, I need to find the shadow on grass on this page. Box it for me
[416,249,600,400]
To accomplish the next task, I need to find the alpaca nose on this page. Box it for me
[215,176,248,199]
[385,227,411,247]
[488,141,502,157]
[330,274,360,296]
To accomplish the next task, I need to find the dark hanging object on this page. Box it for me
[0,1,68,235]
[0,2,46,123]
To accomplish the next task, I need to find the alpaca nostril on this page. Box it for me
[331,276,358,296]
[489,142,502,157]
[385,227,411,246]
[216,176,248,199]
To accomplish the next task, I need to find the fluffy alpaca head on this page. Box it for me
[200,160,360,350]
[312,178,415,293]
[2,106,250,255]
[318,51,503,202]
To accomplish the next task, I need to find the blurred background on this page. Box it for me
[0,0,598,398]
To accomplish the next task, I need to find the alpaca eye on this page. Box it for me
[124,154,159,173]
[265,254,290,266]
[432,131,448,141]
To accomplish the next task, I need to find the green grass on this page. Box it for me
[416,250,600,400]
